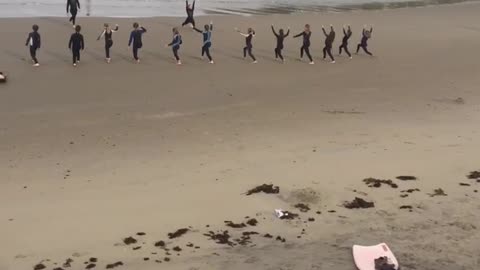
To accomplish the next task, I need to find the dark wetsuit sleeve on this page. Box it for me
[193,27,202,33]
[128,31,133,46]
[68,35,73,49]
[185,1,188,11]
[210,23,213,31]
[141,27,147,33]
[362,29,366,37]
[38,34,41,48]
[192,0,195,11]
[66,0,70,12]
[370,27,373,34]
[113,26,119,31]
[285,29,290,37]
[271,26,278,37]
[77,0,80,9]
[25,33,31,46]
[322,28,328,36]
[293,32,303,38]
[343,28,346,35]
[80,35,84,50]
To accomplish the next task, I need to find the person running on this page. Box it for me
[97,23,119,63]
[322,24,335,63]
[0,72,6,83]
[271,24,289,63]
[293,24,314,64]
[25,24,41,67]
[236,27,257,63]
[356,25,373,56]
[68,25,84,67]
[128,22,147,63]
[339,25,352,59]
[193,22,214,64]
[166,27,183,65]
[66,0,80,27]
[182,0,196,28]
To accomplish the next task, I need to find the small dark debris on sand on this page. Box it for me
[279,211,299,220]
[168,228,189,239]
[143,258,149,261]
[344,197,375,209]
[204,231,234,246]
[467,171,480,179]
[275,236,286,242]
[401,188,420,193]
[400,194,409,198]
[363,178,398,188]
[246,218,258,226]
[89,258,97,263]
[63,258,74,268]
[186,243,194,248]
[396,176,417,181]
[316,211,322,214]
[53,268,65,270]
[105,261,123,269]
[164,257,171,262]
[308,218,315,222]
[86,263,96,269]
[34,264,46,270]
[328,210,336,213]
[246,184,280,195]
[224,221,246,228]
[264,233,273,238]
[429,188,447,197]
[236,231,259,246]
[459,183,471,186]
[155,260,162,263]
[399,205,413,210]
[154,240,165,247]
[132,246,141,250]
[123,237,137,245]
[172,246,182,252]
[294,203,310,212]
[136,232,146,236]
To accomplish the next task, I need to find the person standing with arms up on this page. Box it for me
[166,27,183,65]
[128,22,147,63]
[97,23,119,63]
[236,27,257,64]
[339,25,352,59]
[356,25,373,56]
[68,25,84,67]
[322,24,335,63]
[193,22,214,64]
[182,0,196,28]
[25,24,41,67]
[293,24,314,64]
[66,0,80,27]
[271,24,289,63]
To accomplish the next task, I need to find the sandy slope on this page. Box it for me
[1,3,480,270]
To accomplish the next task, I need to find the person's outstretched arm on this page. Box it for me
[66,0,70,13]
[235,28,249,37]
[370,27,373,34]
[343,26,346,35]
[76,0,80,9]
[330,25,334,33]
[193,27,202,33]
[80,35,84,50]
[271,25,278,37]
[112,25,119,32]
[68,35,73,49]
[97,30,105,40]
[185,1,189,11]
[192,0,195,10]
[25,33,31,46]
[322,26,327,36]
[293,31,303,38]
[38,34,41,49]
[140,26,147,33]
[285,28,290,37]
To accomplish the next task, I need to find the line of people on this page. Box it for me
[25,22,373,67]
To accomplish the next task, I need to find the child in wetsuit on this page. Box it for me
[293,24,314,64]
[322,24,335,63]
[97,23,119,63]
[66,0,80,27]
[128,22,147,63]
[356,25,373,56]
[68,25,84,67]
[339,25,353,58]
[236,27,257,63]
[193,22,214,64]
[271,25,290,62]
[25,24,41,67]
[166,27,183,65]
[182,0,196,28]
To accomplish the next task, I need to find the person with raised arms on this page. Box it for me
[97,23,119,63]
[193,21,214,64]
[322,24,336,63]
[293,24,314,64]
[271,24,289,63]
[339,25,353,59]
[236,27,257,64]
[356,25,374,56]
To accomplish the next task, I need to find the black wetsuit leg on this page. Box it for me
[30,46,38,64]
[182,17,195,27]
[202,45,212,61]
[357,43,372,55]
[323,46,334,61]
[133,46,139,60]
[304,45,312,62]
[244,46,255,61]
[70,8,78,25]
[72,49,80,64]
[105,40,113,58]
[300,46,305,58]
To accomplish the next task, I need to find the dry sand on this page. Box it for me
[1,3,480,270]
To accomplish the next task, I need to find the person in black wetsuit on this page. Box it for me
[236,27,257,63]
[356,25,373,56]
[182,0,196,28]
[322,24,335,63]
[193,22,214,64]
[271,25,289,63]
[97,23,119,63]
[128,22,147,63]
[293,24,314,64]
[68,25,84,67]
[339,25,352,58]
[166,27,183,65]
[66,0,81,27]
[25,24,41,67]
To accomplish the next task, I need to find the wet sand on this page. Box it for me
[1,3,480,270]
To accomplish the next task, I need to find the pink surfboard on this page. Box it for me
[353,243,399,270]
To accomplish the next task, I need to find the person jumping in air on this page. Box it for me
[236,27,257,63]
[193,21,214,64]
[166,27,183,65]
[293,24,314,64]
[356,25,373,56]
[66,0,80,27]
[322,24,335,63]
[182,0,196,28]
[271,24,289,63]
[68,25,84,67]
[128,22,147,63]
[25,24,41,67]
[339,25,352,59]
[97,23,119,63]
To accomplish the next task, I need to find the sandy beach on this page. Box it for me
[1,3,480,270]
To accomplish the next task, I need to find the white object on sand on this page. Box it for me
[353,243,399,270]
[0,72,6,82]
[274,209,285,218]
